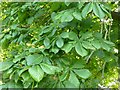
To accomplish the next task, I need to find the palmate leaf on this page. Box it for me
[28,65,44,82]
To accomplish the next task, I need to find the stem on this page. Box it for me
[104,23,108,40]
[86,51,94,63]
[108,23,112,41]
[31,81,34,90]
[102,62,106,78]
[100,22,103,34]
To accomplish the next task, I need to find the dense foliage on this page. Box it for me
[0,1,119,89]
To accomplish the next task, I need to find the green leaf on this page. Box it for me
[82,3,93,18]
[74,69,92,79]
[27,17,34,24]
[62,43,73,53]
[18,66,30,76]
[59,71,68,81]
[69,31,78,40]
[91,39,101,49]
[72,60,85,69]
[82,41,95,50]
[103,40,115,46]
[75,42,88,57]
[0,38,9,49]
[78,2,85,9]
[93,3,105,19]
[40,63,60,74]
[56,37,64,48]
[69,71,80,88]
[40,63,55,74]
[61,32,69,38]
[50,47,59,54]
[26,54,43,65]
[43,37,50,47]
[28,65,44,82]
[100,4,111,18]
[73,11,82,21]
[64,80,77,88]
[61,11,73,22]
[0,61,14,72]
[101,41,111,51]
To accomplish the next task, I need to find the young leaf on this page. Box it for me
[75,42,88,57]
[56,37,64,48]
[74,69,92,79]
[0,61,14,72]
[28,65,44,82]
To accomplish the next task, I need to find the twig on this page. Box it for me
[102,62,106,78]
[86,50,94,63]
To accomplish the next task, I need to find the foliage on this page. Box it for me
[0,1,119,89]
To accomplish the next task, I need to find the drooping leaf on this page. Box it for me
[28,65,44,82]
[74,69,92,79]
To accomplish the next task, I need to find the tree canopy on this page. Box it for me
[0,1,119,89]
